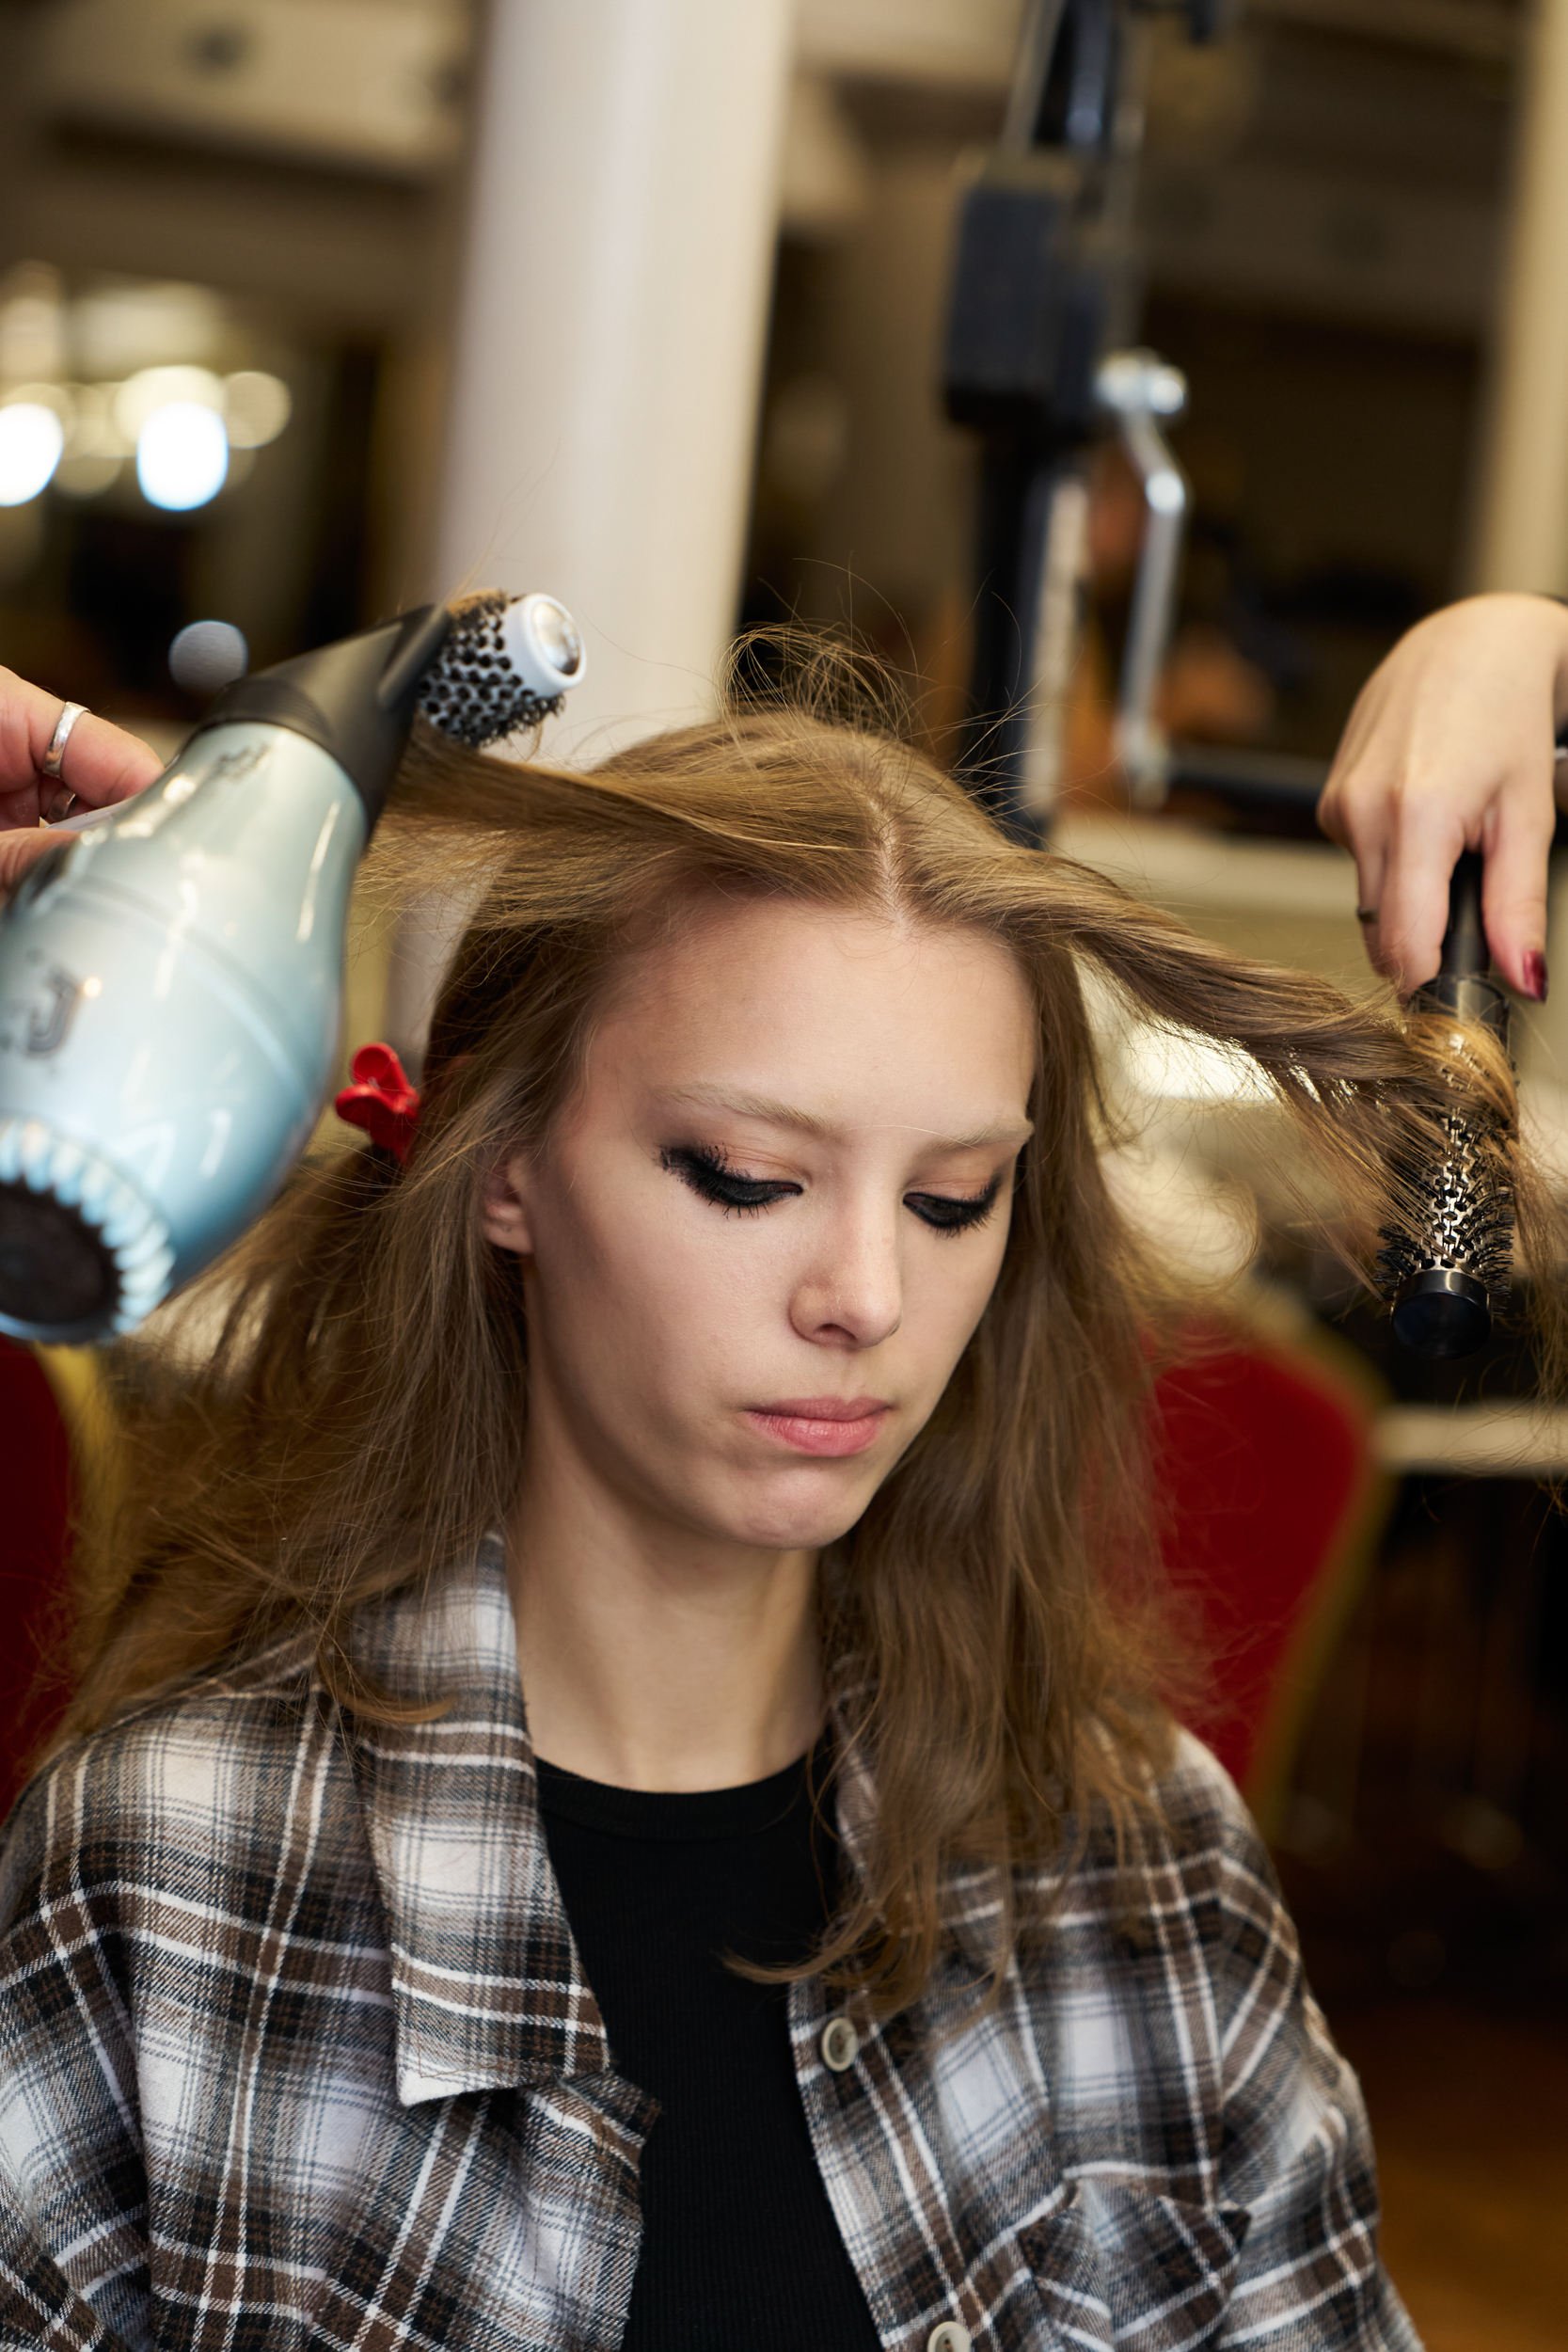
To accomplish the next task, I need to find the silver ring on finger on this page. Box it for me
[42,700,89,781]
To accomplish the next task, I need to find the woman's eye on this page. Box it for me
[904,1176,1003,1234]
[661,1145,800,1216]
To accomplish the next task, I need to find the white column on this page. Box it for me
[1470,0,1568,594]
[431,0,794,760]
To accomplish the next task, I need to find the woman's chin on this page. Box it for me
[719,1470,879,1555]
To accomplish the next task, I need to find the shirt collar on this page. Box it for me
[345,1534,613,2107]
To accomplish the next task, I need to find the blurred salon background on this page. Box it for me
[0,4,1564,2344]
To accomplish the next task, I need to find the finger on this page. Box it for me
[1317,713,1387,850]
[1481,791,1557,1000]
[1348,846,1389,977]
[0,825,70,894]
[0,778,42,833]
[1374,802,1468,994]
[50,707,164,809]
[1318,765,1390,970]
[0,667,162,824]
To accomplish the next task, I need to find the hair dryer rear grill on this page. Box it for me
[0,1120,172,1337]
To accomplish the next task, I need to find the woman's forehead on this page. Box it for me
[612,889,1022,986]
[585,897,1037,1131]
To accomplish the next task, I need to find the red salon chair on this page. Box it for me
[1151,1324,1391,1836]
[0,1338,96,1818]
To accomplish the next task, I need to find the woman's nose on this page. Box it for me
[789,1206,903,1350]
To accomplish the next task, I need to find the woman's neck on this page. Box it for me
[505,1438,823,1794]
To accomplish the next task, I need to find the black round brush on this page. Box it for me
[1376,850,1514,1359]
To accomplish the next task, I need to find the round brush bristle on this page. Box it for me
[418,589,569,747]
[1377,1104,1513,1357]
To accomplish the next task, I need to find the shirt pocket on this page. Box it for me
[1018,2180,1250,2350]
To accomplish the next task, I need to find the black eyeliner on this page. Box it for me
[904,1172,1004,1234]
[660,1143,800,1216]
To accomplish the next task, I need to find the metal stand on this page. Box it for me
[943,0,1227,839]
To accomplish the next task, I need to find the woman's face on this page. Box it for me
[482,897,1035,1560]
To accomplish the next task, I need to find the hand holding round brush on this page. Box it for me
[1316,594,1568,1359]
[1319,592,1568,1005]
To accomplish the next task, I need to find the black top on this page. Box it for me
[534,1742,882,2351]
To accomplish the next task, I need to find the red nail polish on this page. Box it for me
[1524,951,1549,1004]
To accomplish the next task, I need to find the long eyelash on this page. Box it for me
[905,1174,1004,1235]
[660,1143,800,1216]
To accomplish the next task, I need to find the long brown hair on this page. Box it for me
[59,653,1564,2011]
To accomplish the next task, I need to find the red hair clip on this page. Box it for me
[335,1042,420,1167]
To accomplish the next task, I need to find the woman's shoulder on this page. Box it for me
[0,1629,345,1931]
[1041,1724,1286,1939]
[1147,1725,1270,1856]
[972,1733,1304,2062]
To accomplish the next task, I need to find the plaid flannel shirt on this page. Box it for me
[0,1535,1418,2351]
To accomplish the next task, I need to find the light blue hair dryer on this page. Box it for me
[0,590,584,1346]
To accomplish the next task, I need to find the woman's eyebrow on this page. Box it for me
[659,1085,1033,1148]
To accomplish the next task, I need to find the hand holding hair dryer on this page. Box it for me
[0,590,584,1346]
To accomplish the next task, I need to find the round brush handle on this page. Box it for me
[1437,849,1487,977]
[1418,849,1509,1041]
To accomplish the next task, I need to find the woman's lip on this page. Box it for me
[744,1399,892,1458]
[756,1395,890,1421]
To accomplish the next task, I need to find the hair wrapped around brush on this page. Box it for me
[57,636,1568,2013]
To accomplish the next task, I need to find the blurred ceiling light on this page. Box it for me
[55,389,126,499]
[1121,1023,1272,1104]
[2,381,71,423]
[0,404,66,504]
[70,383,135,457]
[55,445,122,499]
[115,365,224,444]
[136,402,229,511]
[71,281,225,380]
[0,263,67,386]
[222,370,291,449]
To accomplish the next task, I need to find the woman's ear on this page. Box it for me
[480,1151,536,1257]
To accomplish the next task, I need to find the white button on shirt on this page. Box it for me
[820,2015,859,2071]
[927,2324,973,2351]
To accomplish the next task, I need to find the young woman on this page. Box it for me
[0,602,1563,2352]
